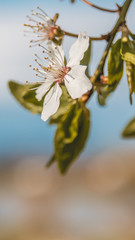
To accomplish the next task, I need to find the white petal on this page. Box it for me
[64,65,92,99]
[36,80,53,101]
[41,83,62,121]
[67,32,89,67]
[47,41,65,66]
[46,18,53,26]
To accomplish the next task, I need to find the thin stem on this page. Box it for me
[91,0,133,84]
[63,30,78,38]
[80,0,120,13]
[64,30,109,41]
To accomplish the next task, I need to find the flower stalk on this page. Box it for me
[64,30,110,41]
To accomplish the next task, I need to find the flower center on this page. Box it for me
[48,26,57,40]
[55,66,70,84]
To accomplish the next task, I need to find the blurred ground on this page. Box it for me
[0,150,135,240]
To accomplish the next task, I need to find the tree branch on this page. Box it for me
[91,0,133,85]
[80,0,121,13]
[63,30,110,41]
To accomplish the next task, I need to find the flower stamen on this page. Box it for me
[24,8,62,46]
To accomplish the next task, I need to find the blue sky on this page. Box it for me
[0,0,135,160]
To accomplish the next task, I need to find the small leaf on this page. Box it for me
[122,118,135,137]
[8,81,43,114]
[108,39,123,85]
[51,103,90,174]
[125,61,135,104]
[80,39,91,76]
[121,38,135,65]
[98,84,116,106]
[97,39,124,105]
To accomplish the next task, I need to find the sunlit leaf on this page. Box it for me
[108,39,123,85]
[122,118,135,137]
[8,81,43,114]
[98,39,123,105]
[48,103,90,174]
[121,38,135,65]
[125,61,135,104]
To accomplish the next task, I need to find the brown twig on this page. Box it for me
[80,0,121,13]
[64,30,110,41]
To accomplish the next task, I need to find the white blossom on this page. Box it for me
[24,7,61,46]
[32,32,92,121]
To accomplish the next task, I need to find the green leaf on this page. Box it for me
[97,84,117,106]
[50,103,90,174]
[8,81,43,114]
[98,78,123,106]
[97,39,124,106]
[49,86,74,124]
[121,38,135,65]
[23,85,44,107]
[80,40,91,76]
[108,39,123,85]
[122,118,135,137]
[125,61,135,104]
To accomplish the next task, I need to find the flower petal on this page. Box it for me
[36,79,53,101]
[67,32,89,67]
[46,18,54,26]
[41,83,62,121]
[47,41,65,66]
[64,65,92,99]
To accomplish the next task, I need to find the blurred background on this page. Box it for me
[1,0,135,239]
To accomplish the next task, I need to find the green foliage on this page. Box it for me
[108,39,123,85]
[98,39,123,105]
[120,37,135,103]
[125,61,135,104]
[48,102,90,174]
[122,118,135,137]
[80,40,91,76]
[9,81,90,174]
[98,84,118,106]
[121,38,135,65]
[23,87,44,107]
[8,81,43,114]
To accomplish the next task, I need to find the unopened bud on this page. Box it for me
[100,75,108,85]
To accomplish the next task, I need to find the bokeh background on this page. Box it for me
[1,0,135,239]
